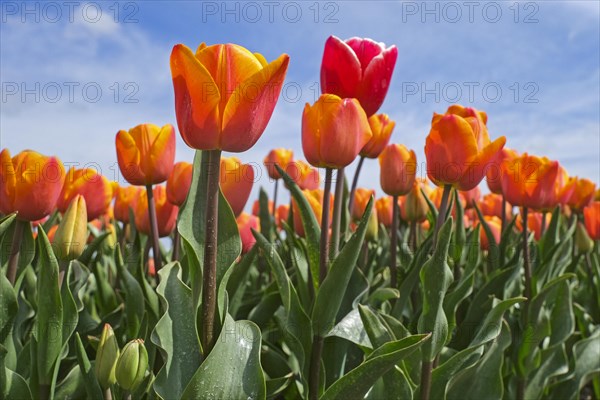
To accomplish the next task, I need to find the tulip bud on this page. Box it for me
[95,324,120,389]
[575,222,594,254]
[366,210,379,242]
[53,195,88,261]
[115,339,148,391]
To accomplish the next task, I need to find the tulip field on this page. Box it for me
[1,34,600,400]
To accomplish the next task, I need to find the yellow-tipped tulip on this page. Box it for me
[53,194,88,261]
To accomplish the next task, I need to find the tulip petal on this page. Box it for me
[457,136,506,191]
[358,46,398,116]
[116,130,144,185]
[320,36,362,98]
[0,148,16,214]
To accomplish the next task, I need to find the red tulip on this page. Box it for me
[486,147,518,195]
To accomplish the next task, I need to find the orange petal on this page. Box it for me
[457,136,506,191]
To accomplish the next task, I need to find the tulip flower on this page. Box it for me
[237,212,259,254]
[95,324,120,389]
[116,339,148,392]
[264,148,294,180]
[567,177,596,212]
[251,199,274,216]
[501,154,559,210]
[170,42,289,152]
[460,186,481,209]
[275,204,289,230]
[53,195,88,262]
[58,167,113,221]
[351,188,375,221]
[402,179,430,223]
[595,189,600,202]
[166,161,193,207]
[477,216,502,251]
[134,186,178,238]
[220,156,254,217]
[114,186,141,224]
[286,160,321,190]
[517,210,551,241]
[583,201,600,240]
[302,94,372,170]
[320,36,398,117]
[0,148,65,221]
[292,189,333,238]
[486,147,518,195]
[116,123,175,186]
[375,196,394,228]
[575,222,594,254]
[379,144,417,197]
[478,193,512,220]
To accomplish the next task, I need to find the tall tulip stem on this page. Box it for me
[320,168,333,282]
[500,194,507,267]
[330,167,345,259]
[201,149,222,356]
[517,206,532,400]
[390,195,399,288]
[272,179,279,218]
[145,184,162,272]
[540,211,547,237]
[172,228,181,261]
[7,219,25,286]
[433,184,452,246]
[348,156,365,214]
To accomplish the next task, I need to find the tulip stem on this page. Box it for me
[201,149,222,356]
[7,219,25,286]
[329,167,345,259]
[272,179,279,219]
[39,384,51,400]
[420,360,433,400]
[320,168,333,282]
[433,185,452,246]
[172,228,181,262]
[103,387,112,400]
[390,195,399,289]
[348,156,365,215]
[517,207,533,400]
[119,222,128,252]
[500,195,507,268]
[145,184,162,272]
[540,211,547,237]
[410,220,418,253]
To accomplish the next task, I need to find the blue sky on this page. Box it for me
[1,1,599,207]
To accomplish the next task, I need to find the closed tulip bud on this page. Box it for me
[575,222,594,254]
[379,144,417,196]
[567,178,596,212]
[220,157,254,217]
[320,36,398,117]
[486,147,518,195]
[375,196,394,228]
[236,212,259,254]
[360,114,395,158]
[116,124,175,186]
[0,149,65,221]
[365,209,379,242]
[477,216,502,251]
[95,324,120,389]
[166,161,193,207]
[501,154,559,210]
[53,195,88,261]
[302,94,372,169]
[170,43,289,152]
[115,339,148,391]
[402,179,430,223]
[352,188,375,221]
[58,168,113,221]
[292,189,333,237]
[286,160,321,190]
[425,105,506,191]
[114,186,141,223]
[134,186,178,237]
[583,201,600,241]
[264,148,294,180]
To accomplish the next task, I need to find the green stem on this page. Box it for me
[517,206,532,400]
[499,195,506,268]
[272,179,279,219]
[145,184,162,272]
[329,167,345,259]
[347,156,365,215]
[433,185,452,246]
[390,195,399,289]
[420,360,433,400]
[320,168,333,282]
[7,219,25,286]
[172,228,181,262]
[309,335,325,400]
[540,210,547,237]
[201,149,222,356]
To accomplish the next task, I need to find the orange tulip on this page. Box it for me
[425,105,506,191]
[486,147,518,195]
[583,201,600,240]
[478,193,512,220]
[517,210,551,241]
[594,189,600,202]
[554,166,576,206]
[170,42,289,152]
[58,168,113,221]
[166,161,193,207]
[567,178,596,212]
[114,186,141,223]
[251,199,274,216]
[459,186,481,209]
[401,179,430,223]
[0,149,65,221]
[275,204,289,229]
[286,160,320,190]
[220,156,254,217]
[115,123,175,186]
[501,153,559,210]
[134,186,178,237]
[477,216,502,251]
[292,189,333,237]
[375,196,394,228]
[360,114,395,158]
[264,148,294,180]
[302,94,372,169]
[379,144,417,197]
[351,188,375,221]
[236,212,259,254]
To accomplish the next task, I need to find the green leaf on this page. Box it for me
[115,246,144,338]
[152,262,202,400]
[78,232,109,266]
[181,314,266,400]
[53,364,86,400]
[275,164,321,289]
[525,345,569,400]
[258,187,274,241]
[1,221,34,281]
[74,333,103,400]
[0,213,17,236]
[0,273,17,344]
[326,308,372,349]
[312,197,373,337]
[358,305,394,349]
[473,202,499,270]
[320,334,430,400]
[35,227,63,385]
[452,189,466,263]
[418,217,454,361]
[1,344,32,400]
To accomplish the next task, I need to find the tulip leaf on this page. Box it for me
[74,333,103,400]
[181,314,266,400]
[312,197,373,337]
[0,212,17,237]
[417,217,454,361]
[34,227,63,385]
[0,220,34,281]
[524,344,569,400]
[473,202,500,270]
[452,189,466,263]
[152,262,202,400]
[1,344,32,400]
[320,334,430,400]
[258,187,274,241]
[116,246,145,338]
[0,273,17,344]
[78,232,110,266]
[326,308,372,349]
[275,164,321,289]
[60,262,78,347]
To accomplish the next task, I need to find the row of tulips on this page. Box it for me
[1,34,599,400]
